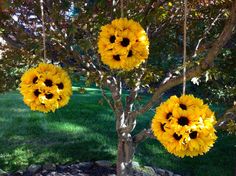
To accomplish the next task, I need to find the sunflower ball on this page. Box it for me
[20,63,72,113]
[151,95,217,158]
[98,18,149,71]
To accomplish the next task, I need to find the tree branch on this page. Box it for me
[131,0,236,118]
[215,104,236,130]
[1,34,24,49]
[122,71,145,133]
[133,129,155,145]
[125,71,144,116]
[108,76,125,132]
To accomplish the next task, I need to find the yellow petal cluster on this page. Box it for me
[19,63,72,113]
[98,18,149,71]
[151,95,217,158]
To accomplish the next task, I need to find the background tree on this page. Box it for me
[0,0,236,175]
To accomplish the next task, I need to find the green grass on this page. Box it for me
[0,88,235,176]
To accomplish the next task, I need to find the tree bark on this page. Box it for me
[108,78,135,176]
[116,131,135,176]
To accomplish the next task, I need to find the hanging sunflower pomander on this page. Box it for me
[151,95,217,158]
[98,18,149,71]
[20,63,72,113]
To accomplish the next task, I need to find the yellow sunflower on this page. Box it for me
[20,63,72,113]
[161,129,187,158]
[151,100,176,144]
[20,68,39,91]
[151,94,217,158]
[184,128,217,157]
[100,48,126,70]
[23,85,41,109]
[98,18,149,71]
[151,118,167,144]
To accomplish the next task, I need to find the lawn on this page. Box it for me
[0,88,235,176]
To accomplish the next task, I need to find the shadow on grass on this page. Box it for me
[0,90,117,171]
[0,90,236,176]
[135,132,236,176]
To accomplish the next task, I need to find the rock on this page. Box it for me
[41,170,48,174]
[79,174,90,176]
[47,171,57,176]
[27,164,41,174]
[34,173,43,176]
[143,166,156,176]
[0,169,7,176]
[95,160,112,167]
[6,161,180,176]
[165,170,174,176]
[56,165,67,172]
[43,163,56,171]
[78,162,93,169]
[70,169,80,175]
[155,168,166,176]
[132,161,140,169]
[12,170,23,176]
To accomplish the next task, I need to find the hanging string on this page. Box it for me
[183,0,187,95]
[120,0,124,18]
[40,0,47,62]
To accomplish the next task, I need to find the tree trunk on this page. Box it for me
[116,132,135,176]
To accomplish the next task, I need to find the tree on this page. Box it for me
[0,0,236,175]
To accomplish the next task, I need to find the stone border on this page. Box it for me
[0,161,182,176]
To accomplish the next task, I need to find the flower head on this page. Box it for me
[151,94,217,158]
[98,18,149,71]
[20,63,72,113]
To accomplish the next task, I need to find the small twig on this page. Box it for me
[193,10,225,57]
[150,7,181,38]
[183,0,188,95]
[40,0,47,61]
[141,0,165,25]
[120,0,124,18]
[100,85,115,111]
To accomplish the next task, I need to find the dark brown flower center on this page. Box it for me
[45,79,53,87]
[46,93,53,99]
[113,55,120,61]
[160,123,166,132]
[173,133,182,141]
[121,38,130,47]
[33,76,38,84]
[189,131,198,139]
[178,116,189,126]
[127,50,133,57]
[166,112,172,120]
[57,83,64,89]
[110,35,116,43]
[34,89,40,97]
[180,103,187,110]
